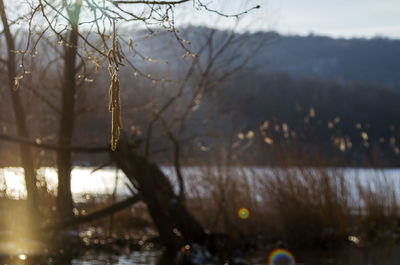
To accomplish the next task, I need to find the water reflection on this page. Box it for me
[71,251,161,265]
[0,255,47,265]
[3,245,400,265]
[0,251,162,265]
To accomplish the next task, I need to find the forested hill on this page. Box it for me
[132,27,400,90]
[174,28,400,165]
[249,32,400,90]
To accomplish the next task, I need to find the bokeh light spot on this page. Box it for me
[268,248,295,265]
[238,208,250,219]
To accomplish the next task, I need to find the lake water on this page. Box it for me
[6,245,400,265]
[1,166,400,202]
[67,243,400,265]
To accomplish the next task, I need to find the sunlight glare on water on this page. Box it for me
[71,251,162,265]
[0,167,131,200]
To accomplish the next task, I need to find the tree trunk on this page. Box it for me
[110,137,206,252]
[0,0,39,223]
[56,25,78,220]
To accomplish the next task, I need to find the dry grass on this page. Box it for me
[185,165,400,247]
[1,164,399,249]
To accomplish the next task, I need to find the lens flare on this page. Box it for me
[268,248,295,265]
[238,208,250,219]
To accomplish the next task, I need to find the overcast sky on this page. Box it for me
[176,0,400,39]
[7,0,399,39]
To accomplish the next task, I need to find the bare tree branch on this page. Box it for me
[113,0,189,5]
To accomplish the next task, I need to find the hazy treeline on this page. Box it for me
[215,72,400,166]
[253,32,400,90]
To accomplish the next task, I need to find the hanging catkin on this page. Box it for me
[108,39,124,151]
